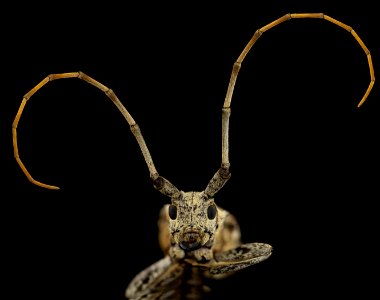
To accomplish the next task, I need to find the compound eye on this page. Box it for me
[207,204,217,220]
[168,204,177,220]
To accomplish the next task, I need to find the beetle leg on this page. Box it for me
[184,242,272,279]
[126,256,184,300]
[209,242,272,276]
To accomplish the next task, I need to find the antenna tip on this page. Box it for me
[35,181,60,190]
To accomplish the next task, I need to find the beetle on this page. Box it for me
[12,13,374,299]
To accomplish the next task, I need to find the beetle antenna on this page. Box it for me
[13,71,180,196]
[206,13,375,198]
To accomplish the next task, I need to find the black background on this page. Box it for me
[2,1,379,299]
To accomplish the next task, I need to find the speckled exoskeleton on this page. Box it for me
[13,13,374,299]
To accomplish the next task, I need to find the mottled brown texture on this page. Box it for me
[127,199,272,299]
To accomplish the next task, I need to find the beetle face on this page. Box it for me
[168,191,219,251]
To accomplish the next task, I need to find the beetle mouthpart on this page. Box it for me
[179,241,202,251]
[179,231,202,251]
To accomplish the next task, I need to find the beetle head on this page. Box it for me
[168,191,219,251]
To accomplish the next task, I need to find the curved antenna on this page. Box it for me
[205,13,375,198]
[12,72,181,197]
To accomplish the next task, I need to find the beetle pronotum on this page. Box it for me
[13,13,374,300]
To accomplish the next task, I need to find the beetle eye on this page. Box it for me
[168,205,177,220]
[207,204,217,220]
